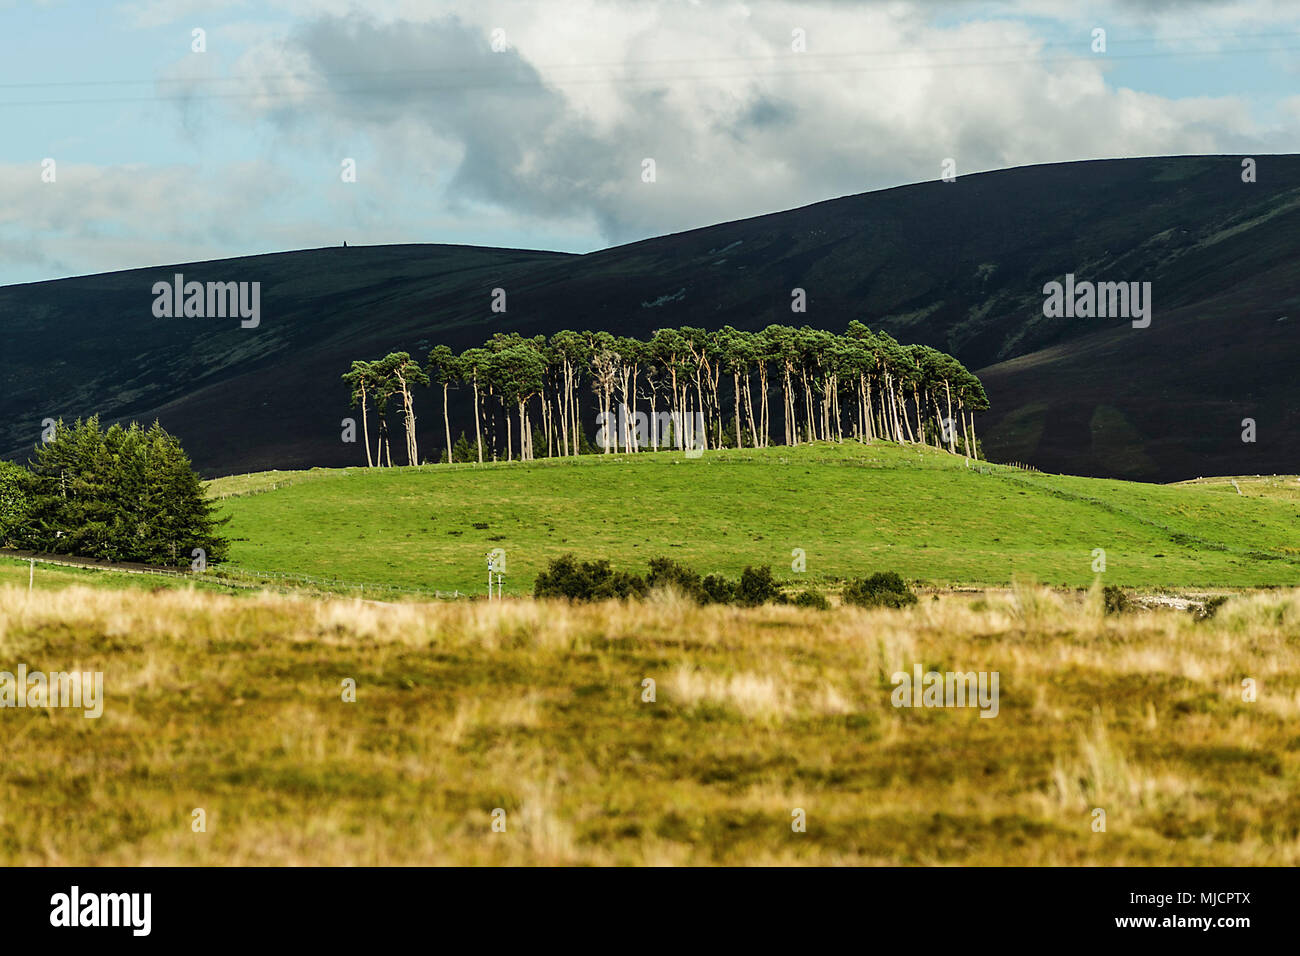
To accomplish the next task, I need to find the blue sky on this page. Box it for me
[3,0,1299,286]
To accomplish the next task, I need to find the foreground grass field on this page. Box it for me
[2,583,1297,865]
[212,443,1300,595]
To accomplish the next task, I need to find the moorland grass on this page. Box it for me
[1,582,1297,865]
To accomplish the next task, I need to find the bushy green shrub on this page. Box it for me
[843,571,917,608]
[534,557,845,611]
[1194,594,1229,621]
[532,554,647,601]
[446,432,484,464]
[646,557,705,599]
[736,565,780,606]
[645,558,776,607]
[700,573,737,604]
[1102,585,1129,615]
[535,555,791,607]
[789,589,830,610]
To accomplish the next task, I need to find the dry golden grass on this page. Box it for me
[1,582,1297,865]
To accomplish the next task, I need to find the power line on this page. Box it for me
[1,27,1297,94]
[2,43,1296,109]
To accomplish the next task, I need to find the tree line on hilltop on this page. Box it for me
[343,322,989,465]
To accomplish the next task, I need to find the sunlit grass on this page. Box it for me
[211,442,1300,595]
[2,583,1297,865]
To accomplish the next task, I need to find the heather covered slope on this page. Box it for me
[976,253,1300,481]
[4,155,1299,479]
[0,243,574,474]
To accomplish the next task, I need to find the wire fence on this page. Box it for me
[0,549,466,600]
[217,564,464,599]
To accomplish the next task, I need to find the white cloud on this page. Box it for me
[202,1,1278,242]
[7,0,1296,285]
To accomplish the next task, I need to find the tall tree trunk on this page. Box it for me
[472,378,484,463]
[558,367,570,456]
[888,378,905,443]
[442,383,452,463]
[602,389,610,453]
[782,368,794,445]
[405,383,418,464]
[540,387,550,458]
[864,376,875,442]
[649,393,659,450]
[695,380,708,450]
[545,394,554,458]
[571,381,580,456]
[631,367,641,452]
[360,387,373,467]
[732,372,744,448]
[899,390,915,443]
[911,385,925,446]
[710,377,722,450]
[744,373,760,448]
[518,401,527,461]
[800,370,814,443]
[943,380,957,454]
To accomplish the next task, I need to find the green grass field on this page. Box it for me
[0,556,245,595]
[210,442,1300,595]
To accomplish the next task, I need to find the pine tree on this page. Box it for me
[14,417,227,566]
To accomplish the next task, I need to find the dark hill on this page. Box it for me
[3,155,1298,479]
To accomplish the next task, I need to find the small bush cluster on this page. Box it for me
[535,554,819,607]
[532,556,923,611]
[1194,594,1230,621]
[842,571,917,608]
[1102,585,1130,615]
[531,555,647,601]
[789,589,831,610]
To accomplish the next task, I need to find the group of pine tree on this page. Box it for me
[343,322,989,465]
[0,418,228,566]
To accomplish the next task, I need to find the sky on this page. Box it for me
[2,0,1299,286]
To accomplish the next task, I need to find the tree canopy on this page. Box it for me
[2,417,228,566]
[343,324,988,464]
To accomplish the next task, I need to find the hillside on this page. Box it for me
[210,443,1300,595]
[4,155,1299,480]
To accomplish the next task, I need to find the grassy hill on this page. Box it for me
[210,443,1300,595]
[5,155,1300,481]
